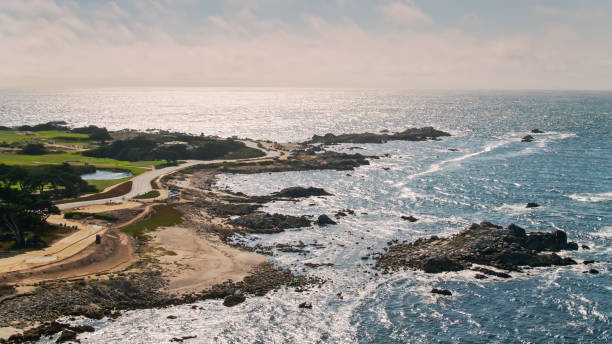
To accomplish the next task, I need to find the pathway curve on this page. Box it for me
[0,142,280,275]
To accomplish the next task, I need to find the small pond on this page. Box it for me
[80,170,132,180]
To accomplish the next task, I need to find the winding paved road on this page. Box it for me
[58,141,279,210]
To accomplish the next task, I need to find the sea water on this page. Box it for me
[1,89,610,343]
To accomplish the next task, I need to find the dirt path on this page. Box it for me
[0,215,108,274]
[151,226,267,295]
[1,229,136,285]
[0,205,149,277]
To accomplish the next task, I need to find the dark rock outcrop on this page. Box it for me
[223,294,246,307]
[298,302,313,309]
[521,135,535,142]
[305,127,451,145]
[401,215,418,222]
[272,187,332,198]
[376,222,579,274]
[315,215,337,226]
[526,202,540,208]
[56,330,77,343]
[431,288,452,296]
[531,129,545,133]
[229,212,312,233]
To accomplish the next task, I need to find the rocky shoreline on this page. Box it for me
[1,263,320,343]
[304,126,451,144]
[4,128,590,343]
[0,142,375,343]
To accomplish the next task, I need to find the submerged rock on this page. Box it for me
[376,222,579,274]
[531,129,545,133]
[298,302,313,309]
[431,288,452,296]
[223,294,246,307]
[56,330,77,343]
[229,212,312,233]
[316,214,337,226]
[401,215,418,222]
[272,186,332,198]
[525,202,540,208]
[521,135,535,142]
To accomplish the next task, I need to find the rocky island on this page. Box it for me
[376,222,581,275]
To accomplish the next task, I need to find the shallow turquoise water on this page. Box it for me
[1,89,610,343]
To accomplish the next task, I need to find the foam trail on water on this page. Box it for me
[567,192,612,203]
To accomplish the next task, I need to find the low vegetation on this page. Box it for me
[122,205,182,238]
[133,190,160,199]
[63,212,117,221]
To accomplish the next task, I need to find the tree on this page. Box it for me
[88,127,112,142]
[0,187,59,247]
[20,143,47,155]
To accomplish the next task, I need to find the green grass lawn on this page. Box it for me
[123,205,183,238]
[86,177,133,192]
[0,129,92,146]
[0,151,163,169]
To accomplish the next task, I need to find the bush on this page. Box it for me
[63,212,117,221]
[88,128,112,141]
[63,212,85,219]
[133,190,160,199]
[18,121,67,131]
[20,143,47,155]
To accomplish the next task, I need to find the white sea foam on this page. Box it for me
[406,140,510,180]
[592,226,612,239]
[493,203,535,215]
[567,192,612,203]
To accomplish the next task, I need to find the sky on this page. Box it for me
[0,0,611,89]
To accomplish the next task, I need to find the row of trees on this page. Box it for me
[0,163,94,247]
[83,136,264,162]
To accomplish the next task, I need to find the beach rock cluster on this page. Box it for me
[272,187,332,198]
[376,222,580,274]
[229,212,312,233]
[2,321,94,344]
[305,127,451,144]
[0,263,320,343]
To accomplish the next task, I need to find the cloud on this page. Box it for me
[380,1,432,25]
[0,0,610,89]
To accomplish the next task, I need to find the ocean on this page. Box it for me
[1,88,610,343]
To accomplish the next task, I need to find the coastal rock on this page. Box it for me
[525,202,540,208]
[472,266,511,278]
[525,230,574,251]
[298,302,313,309]
[431,288,452,296]
[305,127,451,145]
[521,135,535,142]
[583,260,595,265]
[229,212,312,233]
[376,222,579,274]
[401,215,418,222]
[272,187,332,198]
[315,215,337,226]
[531,129,545,133]
[55,330,77,343]
[69,304,104,320]
[223,294,246,307]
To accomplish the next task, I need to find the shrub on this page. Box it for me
[20,143,47,155]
